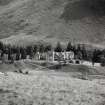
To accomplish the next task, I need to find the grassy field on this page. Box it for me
[0,60,105,105]
[0,70,105,105]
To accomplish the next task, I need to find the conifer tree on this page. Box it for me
[54,42,63,52]
[77,44,81,52]
[30,46,34,59]
[66,41,72,51]
[92,49,97,66]
[26,46,31,55]
[39,44,45,53]
[0,41,4,51]
[21,48,27,59]
[44,44,52,52]
[26,46,35,59]
[33,45,38,54]
[81,44,87,60]
[16,47,20,60]
[8,47,12,60]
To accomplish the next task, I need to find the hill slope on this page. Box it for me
[0,0,105,45]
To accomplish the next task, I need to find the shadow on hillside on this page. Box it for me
[60,0,105,21]
[0,0,13,6]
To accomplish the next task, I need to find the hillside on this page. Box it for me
[0,0,105,46]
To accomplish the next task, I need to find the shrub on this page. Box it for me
[55,64,62,69]
[25,71,29,74]
[75,60,80,64]
[69,60,73,63]
[19,69,23,73]
[101,60,105,67]
[49,64,62,70]
[41,62,47,67]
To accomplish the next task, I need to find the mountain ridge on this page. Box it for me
[0,0,105,46]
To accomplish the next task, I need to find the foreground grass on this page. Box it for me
[0,70,105,105]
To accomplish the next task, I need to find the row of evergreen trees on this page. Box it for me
[0,41,105,64]
[0,41,52,60]
[55,42,105,64]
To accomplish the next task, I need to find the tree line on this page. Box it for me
[0,41,52,62]
[0,41,105,65]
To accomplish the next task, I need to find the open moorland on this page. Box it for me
[0,60,105,105]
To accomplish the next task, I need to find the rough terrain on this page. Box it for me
[0,70,105,105]
[0,60,105,105]
[0,0,105,46]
